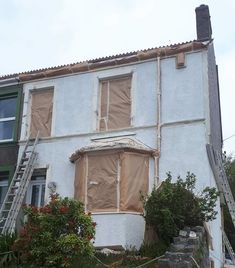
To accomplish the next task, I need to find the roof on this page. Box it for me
[0,40,209,83]
[70,138,158,162]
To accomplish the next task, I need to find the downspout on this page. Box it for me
[154,56,161,185]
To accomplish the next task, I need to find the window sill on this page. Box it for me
[0,141,18,147]
[0,139,14,143]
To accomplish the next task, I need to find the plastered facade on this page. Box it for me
[18,45,223,267]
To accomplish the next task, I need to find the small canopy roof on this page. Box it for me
[70,137,158,162]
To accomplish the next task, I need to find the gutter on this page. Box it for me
[0,77,20,87]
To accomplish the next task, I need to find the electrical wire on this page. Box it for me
[224,134,235,142]
[92,255,109,267]
[190,256,200,268]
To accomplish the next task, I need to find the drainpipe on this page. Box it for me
[154,56,161,185]
[0,77,20,87]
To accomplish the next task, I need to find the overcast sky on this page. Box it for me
[0,0,234,154]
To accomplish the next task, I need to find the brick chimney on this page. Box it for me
[195,4,212,41]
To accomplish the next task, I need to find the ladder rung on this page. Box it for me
[11,186,18,189]
[14,179,21,182]
[19,164,26,168]
[21,158,29,162]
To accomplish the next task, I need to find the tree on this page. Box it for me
[12,194,96,268]
[143,172,219,245]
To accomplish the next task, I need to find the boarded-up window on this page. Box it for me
[99,76,131,131]
[120,153,149,212]
[30,89,54,138]
[74,151,149,213]
[87,153,118,212]
[74,156,86,204]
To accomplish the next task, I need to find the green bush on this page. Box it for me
[12,194,96,268]
[143,172,219,245]
[139,241,168,258]
[0,232,18,267]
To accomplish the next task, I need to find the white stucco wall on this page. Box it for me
[92,213,145,249]
[161,51,206,123]
[18,50,223,266]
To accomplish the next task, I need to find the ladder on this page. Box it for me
[217,152,235,225]
[0,134,39,234]
[223,230,235,264]
[216,151,235,264]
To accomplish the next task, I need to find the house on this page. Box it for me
[0,81,22,208]
[0,4,224,267]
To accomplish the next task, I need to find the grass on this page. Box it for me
[70,245,165,268]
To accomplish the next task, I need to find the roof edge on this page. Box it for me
[70,138,159,162]
[0,40,210,83]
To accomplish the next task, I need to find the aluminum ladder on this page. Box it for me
[216,151,235,264]
[223,230,235,264]
[217,152,235,225]
[0,133,39,234]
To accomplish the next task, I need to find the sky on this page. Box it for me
[0,0,234,154]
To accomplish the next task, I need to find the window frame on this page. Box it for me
[26,169,46,208]
[0,86,22,144]
[98,74,133,132]
[0,165,14,208]
[0,171,9,207]
[29,87,54,138]
[0,96,17,142]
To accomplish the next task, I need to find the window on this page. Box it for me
[0,96,17,141]
[30,88,54,138]
[99,76,132,131]
[74,151,149,213]
[0,171,9,208]
[26,170,46,208]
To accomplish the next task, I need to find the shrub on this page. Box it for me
[143,172,219,245]
[12,194,96,268]
[139,241,168,258]
[0,232,18,267]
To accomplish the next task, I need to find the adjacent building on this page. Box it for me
[0,82,22,208]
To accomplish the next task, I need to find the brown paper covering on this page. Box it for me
[74,156,86,204]
[74,151,149,213]
[120,152,149,212]
[100,76,131,131]
[30,89,53,138]
[87,153,118,212]
[100,81,108,130]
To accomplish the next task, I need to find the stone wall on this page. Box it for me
[158,226,209,268]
